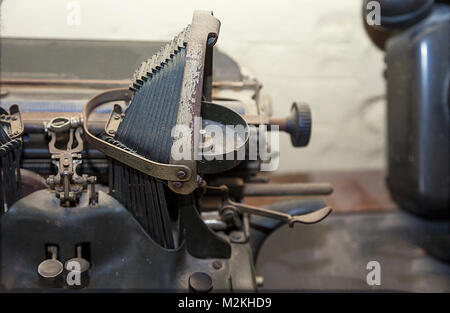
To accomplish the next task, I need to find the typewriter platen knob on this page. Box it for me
[285,102,311,147]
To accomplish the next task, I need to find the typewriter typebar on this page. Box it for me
[83,10,221,195]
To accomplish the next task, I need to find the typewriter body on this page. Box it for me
[0,11,332,291]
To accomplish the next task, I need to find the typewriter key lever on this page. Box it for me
[206,184,332,227]
[37,245,63,279]
[224,199,331,227]
[65,245,90,275]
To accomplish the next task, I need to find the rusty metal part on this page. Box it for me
[220,204,243,229]
[87,11,220,194]
[0,104,24,139]
[87,176,98,207]
[20,111,107,134]
[46,118,98,206]
[104,104,123,136]
[169,10,221,194]
[225,199,332,228]
[82,88,192,185]
[47,126,83,204]
[243,182,333,197]
[202,183,332,227]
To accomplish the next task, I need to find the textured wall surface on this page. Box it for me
[0,0,386,173]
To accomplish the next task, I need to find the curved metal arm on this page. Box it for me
[248,198,331,261]
[226,199,331,227]
[82,88,193,184]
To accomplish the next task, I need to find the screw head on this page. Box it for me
[172,181,183,189]
[212,260,222,270]
[176,170,186,179]
[108,130,115,135]
[188,272,213,293]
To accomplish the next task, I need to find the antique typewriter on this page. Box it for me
[0,11,332,291]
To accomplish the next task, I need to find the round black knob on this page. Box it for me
[286,102,311,147]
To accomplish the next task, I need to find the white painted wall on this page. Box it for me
[0,0,386,172]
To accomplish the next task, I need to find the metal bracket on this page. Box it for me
[225,199,332,227]
[169,10,221,194]
[0,104,24,139]
[46,117,98,207]
[82,88,193,188]
[104,104,123,136]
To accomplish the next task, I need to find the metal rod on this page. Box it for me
[242,182,333,197]
[20,112,108,134]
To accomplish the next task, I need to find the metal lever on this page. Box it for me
[224,199,332,227]
[65,245,90,276]
[38,245,63,279]
[203,183,332,227]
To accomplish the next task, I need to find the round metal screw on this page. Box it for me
[176,170,186,179]
[172,181,183,189]
[188,272,213,293]
[212,260,222,270]
[108,130,115,135]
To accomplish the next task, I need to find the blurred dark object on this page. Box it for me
[385,4,449,219]
[364,2,449,219]
[257,209,450,291]
[0,38,241,81]
[363,0,435,49]
[364,0,434,29]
